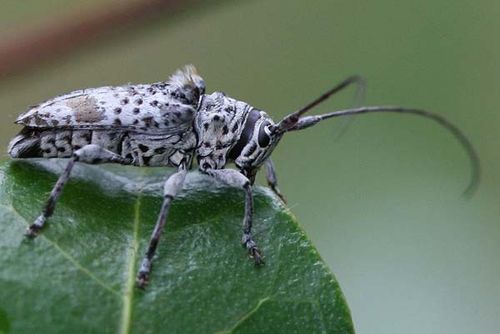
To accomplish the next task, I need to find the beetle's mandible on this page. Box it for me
[7,65,480,288]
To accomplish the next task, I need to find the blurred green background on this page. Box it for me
[1,0,499,333]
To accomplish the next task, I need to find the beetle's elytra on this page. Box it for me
[8,65,479,288]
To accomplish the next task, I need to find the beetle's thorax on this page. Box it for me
[195,92,281,172]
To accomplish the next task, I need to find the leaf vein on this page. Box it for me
[118,193,142,334]
[1,204,120,296]
[214,296,272,334]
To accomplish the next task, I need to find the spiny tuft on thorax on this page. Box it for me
[169,64,205,97]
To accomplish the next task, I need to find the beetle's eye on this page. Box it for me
[258,122,271,147]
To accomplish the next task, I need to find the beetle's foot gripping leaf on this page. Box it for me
[136,258,152,289]
[24,215,46,238]
[250,247,264,266]
[242,235,264,265]
[270,185,287,204]
[136,272,149,289]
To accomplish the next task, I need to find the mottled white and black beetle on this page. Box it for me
[8,65,479,288]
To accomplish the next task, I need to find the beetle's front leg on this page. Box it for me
[137,162,187,288]
[202,168,263,265]
[264,159,286,203]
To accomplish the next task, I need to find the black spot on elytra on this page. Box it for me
[133,108,140,114]
[203,123,209,130]
[232,123,239,133]
[114,107,122,114]
[222,125,229,135]
[121,98,129,105]
[47,138,56,144]
[154,121,160,128]
[203,142,210,148]
[202,162,211,170]
[138,144,149,152]
[150,100,159,107]
[164,120,170,126]
[133,119,139,125]
[135,98,143,105]
[213,115,220,121]
[142,116,154,127]
[57,147,66,153]
[113,118,122,126]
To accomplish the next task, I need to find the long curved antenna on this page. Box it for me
[273,75,365,133]
[332,75,366,141]
[287,106,480,197]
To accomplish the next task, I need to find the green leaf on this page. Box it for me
[0,160,353,334]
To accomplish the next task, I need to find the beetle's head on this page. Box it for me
[228,108,283,171]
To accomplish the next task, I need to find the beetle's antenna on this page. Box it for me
[286,106,480,197]
[272,75,365,133]
[333,75,366,141]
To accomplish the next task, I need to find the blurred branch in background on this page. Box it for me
[0,0,199,80]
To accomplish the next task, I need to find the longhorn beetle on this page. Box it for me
[8,65,480,288]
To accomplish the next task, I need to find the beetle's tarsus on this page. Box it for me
[137,257,152,289]
[25,215,46,238]
[242,234,264,265]
[250,247,264,265]
[270,185,287,204]
[25,225,41,238]
[264,159,287,203]
[136,272,149,289]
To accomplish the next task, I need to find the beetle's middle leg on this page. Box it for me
[25,144,130,238]
[202,169,263,265]
[137,162,187,288]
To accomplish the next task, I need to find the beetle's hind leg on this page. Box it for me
[202,168,264,265]
[26,144,130,238]
[137,162,187,288]
[265,159,286,203]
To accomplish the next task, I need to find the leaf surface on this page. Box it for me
[0,160,353,334]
